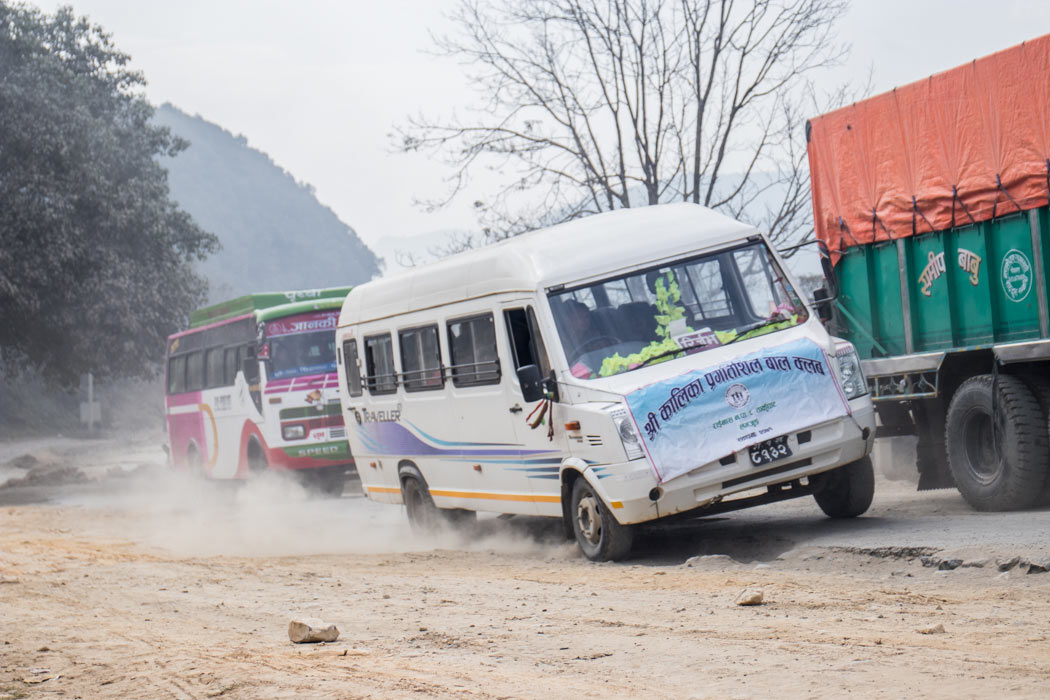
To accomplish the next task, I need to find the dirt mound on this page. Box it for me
[0,459,89,489]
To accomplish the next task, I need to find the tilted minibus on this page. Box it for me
[335,204,876,560]
[165,287,356,494]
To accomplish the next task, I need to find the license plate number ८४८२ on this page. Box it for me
[748,435,792,466]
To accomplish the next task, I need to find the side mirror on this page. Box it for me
[812,286,833,324]
[516,364,544,403]
[242,356,260,385]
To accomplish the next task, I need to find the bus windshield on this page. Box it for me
[265,310,340,380]
[549,241,807,379]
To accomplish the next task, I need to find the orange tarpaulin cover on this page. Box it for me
[808,33,1050,263]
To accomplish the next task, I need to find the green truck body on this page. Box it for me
[807,34,1050,510]
[837,209,1048,365]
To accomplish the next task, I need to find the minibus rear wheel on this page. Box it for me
[570,478,633,562]
[402,477,476,534]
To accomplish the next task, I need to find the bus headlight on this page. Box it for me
[607,406,645,460]
[282,424,307,440]
[835,343,868,399]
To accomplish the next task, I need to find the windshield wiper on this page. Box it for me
[719,317,790,347]
[637,347,687,368]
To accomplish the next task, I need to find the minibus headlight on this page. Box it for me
[607,406,645,461]
[282,424,307,440]
[835,343,868,399]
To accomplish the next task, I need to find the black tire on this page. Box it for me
[570,478,633,562]
[301,466,347,498]
[186,444,203,473]
[1018,373,1050,504]
[945,374,1049,511]
[812,455,875,518]
[401,477,477,535]
[247,440,267,474]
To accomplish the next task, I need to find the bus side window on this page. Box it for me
[342,339,363,397]
[205,348,225,388]
[448,313,501,387]
[185,351,204,392]
[223,348,238,384]
[503,307,551,377]
[363,334,397,395]
[167,355,187,394]
[399,325,443,392]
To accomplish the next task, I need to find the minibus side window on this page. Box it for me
[363,334,398,394]
[399,325,444,392]
[447,314,501,387]
[167,355,187,394]
[342,339,363,397]
[205,348,225,388]
[503,307,551,377]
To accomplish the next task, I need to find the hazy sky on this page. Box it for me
[35,0,1050,259]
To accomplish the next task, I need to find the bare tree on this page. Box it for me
[398,0,849,249]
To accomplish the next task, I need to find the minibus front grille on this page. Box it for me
[586,435,603,446]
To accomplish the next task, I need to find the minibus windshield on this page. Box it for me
[548,242,808,379]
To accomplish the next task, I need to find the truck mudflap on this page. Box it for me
[913,400,954,491]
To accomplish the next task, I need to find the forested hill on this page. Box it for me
[154,104,380,301]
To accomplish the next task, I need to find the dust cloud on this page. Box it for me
[36,448,575,561]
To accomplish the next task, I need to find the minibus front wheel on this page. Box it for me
[570,478,633,562]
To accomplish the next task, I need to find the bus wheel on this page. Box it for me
[812,456,874,518]
[302,466,346,498]
[247,440,267,474]
[186,444,203,474]
[946,375,1048,511]
[570,478,633,562]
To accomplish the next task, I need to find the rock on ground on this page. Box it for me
[288,618,339,643]
[735,589,764,606]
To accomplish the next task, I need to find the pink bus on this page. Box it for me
[164,287,355,494]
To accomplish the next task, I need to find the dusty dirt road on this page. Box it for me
[1,436,1049,699]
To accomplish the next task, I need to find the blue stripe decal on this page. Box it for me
[354,422,561,459]
[405,420,518,447]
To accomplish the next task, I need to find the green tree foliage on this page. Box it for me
[0,3,217,386]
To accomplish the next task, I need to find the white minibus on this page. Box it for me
[335,204,875,560]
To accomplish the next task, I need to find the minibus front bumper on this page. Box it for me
[587,399,876,526]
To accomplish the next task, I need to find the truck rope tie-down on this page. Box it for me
[912,195,936,236]
[949,185,977,230]
[992,173,1022,219]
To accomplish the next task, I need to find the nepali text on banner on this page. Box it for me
[625,338,850,483]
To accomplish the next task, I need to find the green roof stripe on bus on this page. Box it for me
[189,286,353,328]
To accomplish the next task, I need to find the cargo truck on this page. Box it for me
[806,33,1050,510]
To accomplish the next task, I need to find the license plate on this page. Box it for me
[748,435,792,466]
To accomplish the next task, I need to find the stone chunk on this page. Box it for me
[916,623,946,635]
[288,618,339,644]
[735,589,764,606]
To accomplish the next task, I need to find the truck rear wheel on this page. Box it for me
[811,455,875,518]
[945,374,1048,511]
[570,478,633,562]
[1020,373,1050,504]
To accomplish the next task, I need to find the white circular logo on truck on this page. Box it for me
[725,383,750,409]
[1001,249,1033,302]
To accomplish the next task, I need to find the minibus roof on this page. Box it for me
[340,203,756,326]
